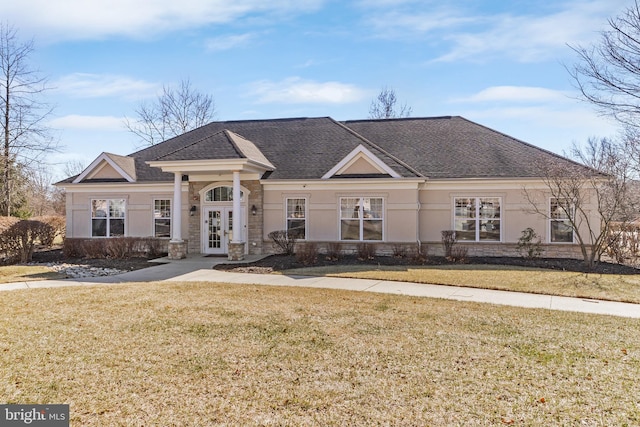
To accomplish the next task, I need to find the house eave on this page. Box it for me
[55,181,179,192]
[146,158,275,174]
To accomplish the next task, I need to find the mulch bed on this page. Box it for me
[215,254,640,275]
[29,248,640,275]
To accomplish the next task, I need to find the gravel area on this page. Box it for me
[29,249,155,278]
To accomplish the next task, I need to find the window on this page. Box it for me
[153,199,171,238]
[340,197,383,241]
[286,198,306,239]
[454,197,501,241]
[91,199,125,237]
[550,198,574,243]
[205,186,244,202]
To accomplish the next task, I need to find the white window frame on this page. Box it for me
[91,198,126,237]
[204,186,244,202]
[549,198,575,243]
[153,198,172,238]
[339,197,384,241]
[453,196,502,242]
[286,197,307,240]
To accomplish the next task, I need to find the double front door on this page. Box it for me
[203,207,234,255]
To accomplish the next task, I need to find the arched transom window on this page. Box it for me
[204,186,244,202]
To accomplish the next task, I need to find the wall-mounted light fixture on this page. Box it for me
[251,205,257,215]
[190,205,197,216]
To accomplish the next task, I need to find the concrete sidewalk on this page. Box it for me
[1,255,639,318]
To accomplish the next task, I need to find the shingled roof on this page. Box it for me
[61,116,585,183]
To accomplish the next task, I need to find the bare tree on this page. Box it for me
[0,24,57,216]
[125,78,216,147]
[24,164,54,216]
[368,87,412,119]
[568,1,640,128]
[524,137,636,269]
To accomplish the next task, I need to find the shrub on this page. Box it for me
[449,246,468,263]
[516,227,543,260]
[32,215,66,247]
[296,243,319,266]
[441,230,457,259]
[268,230,297,255]
[392,244,407,258]
[326,242,342,261]
[145,237,167,258]
[0,216,20,233]
[63,238,82,258]
[356,243,376,261]
[605,223,640,264]
[0,220,53,264]
[410,244,429,264]
[82,239,106,259]
[105,237,138,259]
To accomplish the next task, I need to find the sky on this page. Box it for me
[1,0,632,180]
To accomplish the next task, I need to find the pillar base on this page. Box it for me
[168,241,187,260]
[228,242,245,261]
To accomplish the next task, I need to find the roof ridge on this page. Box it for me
[332,118,425,178]
[344,116,453,124]
[152,129,230,161]
[223,129,249,158]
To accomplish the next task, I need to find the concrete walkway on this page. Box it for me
[1,255,639,318]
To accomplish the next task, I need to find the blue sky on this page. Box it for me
[2,0,630,179]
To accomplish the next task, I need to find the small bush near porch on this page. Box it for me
[1,282,638,425]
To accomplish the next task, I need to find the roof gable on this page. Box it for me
[322,144,401,179]
[73,152,136,183]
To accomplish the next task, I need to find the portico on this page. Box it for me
[147,147,274,260]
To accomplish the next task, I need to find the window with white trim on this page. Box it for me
[286,198,306,239]
[91,199,125,237]
[340,197,383,241]
[550,198,574,243]
[454,197,501,241]
[153,199,171,238]
[204,186,244,202]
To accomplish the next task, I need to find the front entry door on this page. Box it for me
[203,207,234,254]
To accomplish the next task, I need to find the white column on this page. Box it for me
[171,172,183,242]
[232,170,242,243]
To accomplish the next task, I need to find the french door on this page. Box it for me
[202,207,234,255]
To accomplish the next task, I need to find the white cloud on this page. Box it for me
[247,77,368,104]
[53,73,158,99]
[460,104,619,151]
[205,33,257,51]
[453,86,568,103]
[3,0,325,41]
[49,115,124,131]
[364,0,629,63]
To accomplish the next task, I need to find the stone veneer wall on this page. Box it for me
[187,180,264,255]
[272,241,584,260]
[243,180,264,255]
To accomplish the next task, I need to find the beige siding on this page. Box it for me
[418,180,600,245]
[263,185,419,243]
[90,162,122,180]
[65,185,185,238]
[339,157,380,175]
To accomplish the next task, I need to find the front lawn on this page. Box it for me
[0,265,66,283]
[1,282,638,425]
[281,264,640,304]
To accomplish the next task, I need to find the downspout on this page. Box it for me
[416,180,425,252]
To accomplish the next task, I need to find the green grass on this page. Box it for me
[282,264,640,304]
[1,282,638,425]
[0,265,66,283]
